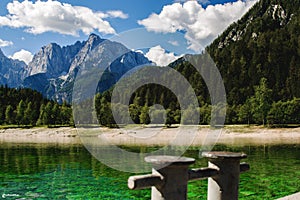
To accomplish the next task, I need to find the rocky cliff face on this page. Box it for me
[0,49,27,88]
[0,34,152,103]
[27,40,84,79]
[68,33,104,74]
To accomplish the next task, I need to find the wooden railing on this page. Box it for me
[128,152,250,200]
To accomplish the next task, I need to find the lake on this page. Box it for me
[0,142,299,199]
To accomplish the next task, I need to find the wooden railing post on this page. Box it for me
[128,152,250,200]
[202,151,248,200]
[129,155,195,200]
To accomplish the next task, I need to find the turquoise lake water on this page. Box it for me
[0,143,299,199]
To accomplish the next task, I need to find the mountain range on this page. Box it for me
[0,34,151,103]
[0,49,27,88]
[1,0,299,106]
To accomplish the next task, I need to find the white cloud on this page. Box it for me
[139,0,258,51]
[10,49,33,64]
[168,40,179,46]
[145,45,181,66]
[0,0,128,36]
[106,10,129,19]
[0,38,13,47]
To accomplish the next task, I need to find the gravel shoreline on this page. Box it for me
[1,126,300,146]
[0,127,81,144]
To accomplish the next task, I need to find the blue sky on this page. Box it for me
[0,0,258,65]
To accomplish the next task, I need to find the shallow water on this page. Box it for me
[0,143,299,199]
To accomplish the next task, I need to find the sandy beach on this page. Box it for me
[0,127,81,144]
[1,126,300,146]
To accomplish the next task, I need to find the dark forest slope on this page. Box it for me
[206,0,300,105]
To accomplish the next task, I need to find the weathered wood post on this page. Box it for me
[128,155,195,200]
[202,151,248,200]
[128,152,250,200]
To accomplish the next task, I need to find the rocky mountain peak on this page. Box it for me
[0,48,27,87]
[67,34,105,74]
[19,34,152,102]
[27,42,65,78]
[87,33,101,41]
[85,33,104,51]
[46,42,60,48]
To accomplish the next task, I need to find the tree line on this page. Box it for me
[94,77,300,127]
[1,76,299,128]
[0,85,73,127]
[90,53,300,127]
[3,0,300,128]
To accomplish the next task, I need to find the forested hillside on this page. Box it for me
[207,0,300,104]
[3,0,300,127]
[94,0,300,127]
[0,86,73,127]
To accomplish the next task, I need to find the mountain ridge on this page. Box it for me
[0,48,27,88]
[0,34,152,103]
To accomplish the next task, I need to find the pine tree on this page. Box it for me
[43,102,53,126]
[129,104,141,124]
[139,106,150,125]
[5,105,15,124]
[61,101,72,125]
[37,104,45,125]
[52,103,60,125]
[238,99,252,125]
[0,107,4,125]
[24,102,35,125]
[16,100,26,125]
[251,78,272,125]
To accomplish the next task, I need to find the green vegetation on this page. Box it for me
[205,0,300,126]
[0,85,73,127]
[3,1,300,128]
[94,67,300,127]
[91,0,300,128]
[207,0,300,103]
